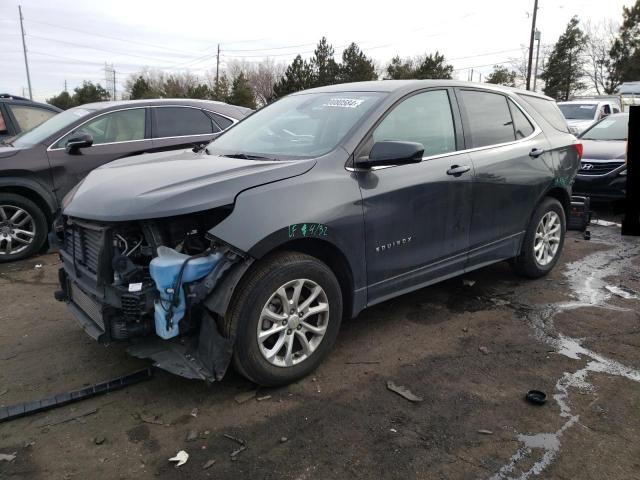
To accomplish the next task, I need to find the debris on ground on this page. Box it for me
[34,264,43,269]
[137,413,165,425]
[230,445,246,458]
[479,346,490,355]
[386,380,424,403]
[491,298,511,307]
[234,390,257,404]
[256,395,272,401]
[190,408,198,417]
[390,428,398,433]
[462,279,476,287]
[280,436,288,443]
[525,390,547,405]
[224,433,247,446]
[0,452,17,462]
[605,285,639,300]
[462,327,469,333]
[93,436,106,445]
[169,450,189,467]
[35,406,98,428]
[478,429,493,435]
[202,459,216,470]
[591,219,621,227]
[584,230,591,240]
[186,430,198,442]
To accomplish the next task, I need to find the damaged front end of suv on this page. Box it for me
[56,207,253,382]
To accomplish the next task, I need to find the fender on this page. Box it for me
[0,176,58,215]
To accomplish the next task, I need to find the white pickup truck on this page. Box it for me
[557,98,622,135]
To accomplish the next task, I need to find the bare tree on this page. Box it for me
[223,58,286,106]
[583,20,619,94]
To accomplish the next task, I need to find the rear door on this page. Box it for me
[456,88,551,268]
[6,103,58,134]
[358,88,474,304]
[46,107,151,202]
[150,106,221,152]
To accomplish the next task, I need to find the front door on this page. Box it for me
[357,89,474,305]
[46,107,151,202]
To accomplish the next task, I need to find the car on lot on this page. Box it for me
[0,99,251,261]
[0,94,61,141]
[557,98,621,135]
[573,113,628,201]
[55,80,581,386]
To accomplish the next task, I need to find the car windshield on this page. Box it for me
[206,92,386,159]
[581,115,628,141]
[558,103,597,120]
[11,107,95,147]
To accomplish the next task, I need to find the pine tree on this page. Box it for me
[72,81,110,105]
[386,56,415,79]
[46,90,75,110]
[212,75,231,102]
[187,83,212,99]
[129,76,157,99]
[414,52,454,79]
[311,37,340,87]
[610,0,640,88]
[541,16,586,101]
[228,72,256,109]
[485,65,517,87]
[273,55,315,97]
[339,43,378,83]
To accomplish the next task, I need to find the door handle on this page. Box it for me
[446,165,471,176]
[529,148,545,158]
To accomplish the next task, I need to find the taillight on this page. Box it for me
[574,142,583,160]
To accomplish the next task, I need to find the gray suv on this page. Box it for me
[56,81,581,386]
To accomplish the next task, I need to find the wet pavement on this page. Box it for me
[1,217,639,479]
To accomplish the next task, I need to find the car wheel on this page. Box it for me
[511,197,566,278]
[0,193,48,263]
[225,251,343,386]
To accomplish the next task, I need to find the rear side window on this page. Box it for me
[373,89,456,156]
[154,107,217,138]
[208,112,233,130]
[9,105,57,132]
[519,95,569,133]
[459,90,514,148]
[508,100,535,139]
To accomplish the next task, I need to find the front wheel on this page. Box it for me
[511,197,566,278]
[0,193,48,263]
[225,252,343,386]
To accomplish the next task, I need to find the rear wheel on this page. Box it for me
[511,197,566,278]
[0,193,48,263]
[225,251,342,386]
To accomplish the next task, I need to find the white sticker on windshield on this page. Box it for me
[579,105,595,109]
[323,98,365,108]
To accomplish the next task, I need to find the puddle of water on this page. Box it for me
[490,227,640,480]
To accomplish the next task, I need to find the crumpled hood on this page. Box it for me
[63,150,316,221]
[580,139,627,161]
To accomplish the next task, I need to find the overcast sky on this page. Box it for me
[0,0,633,102]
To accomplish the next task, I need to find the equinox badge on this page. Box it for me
[375,236,412,253]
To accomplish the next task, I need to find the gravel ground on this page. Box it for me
[1,217,639,480]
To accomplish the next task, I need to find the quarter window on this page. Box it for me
[0,109,7,134]
[9,105,57,132]
[372,90,456,157]
[154,107,217,138]
[508,100,534,139]
[55,108,146,148]
[208,112,233,130]
[460,90,516,148]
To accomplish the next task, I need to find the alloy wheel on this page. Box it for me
[534,211,561,266]
[0,205,36,256]
[257,278,330,367]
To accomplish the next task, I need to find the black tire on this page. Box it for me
[511,197,566,278]
[0,193,48,263]
[224,251,343,386]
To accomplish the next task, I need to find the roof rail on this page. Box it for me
[0,94,31,101]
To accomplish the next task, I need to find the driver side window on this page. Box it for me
[372,90,456,157]
[55,108,145,148]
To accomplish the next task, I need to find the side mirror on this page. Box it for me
[355,141,424,168]
[65,133,93,154]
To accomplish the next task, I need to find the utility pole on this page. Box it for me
[64,80,68,92]
[533,30,541,91]
[215,43,221,89]
[526,0,539,91]
[18,5,33,100]
[113,68,116,100]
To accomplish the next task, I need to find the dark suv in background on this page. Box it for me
[56,81,581,386]
[0,94,61,141]
[0,99,251,261]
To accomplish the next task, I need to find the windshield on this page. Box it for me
[558,103,597,120]
[11,107,95,147]
[581,115,628,141]
[206,92,385,159]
